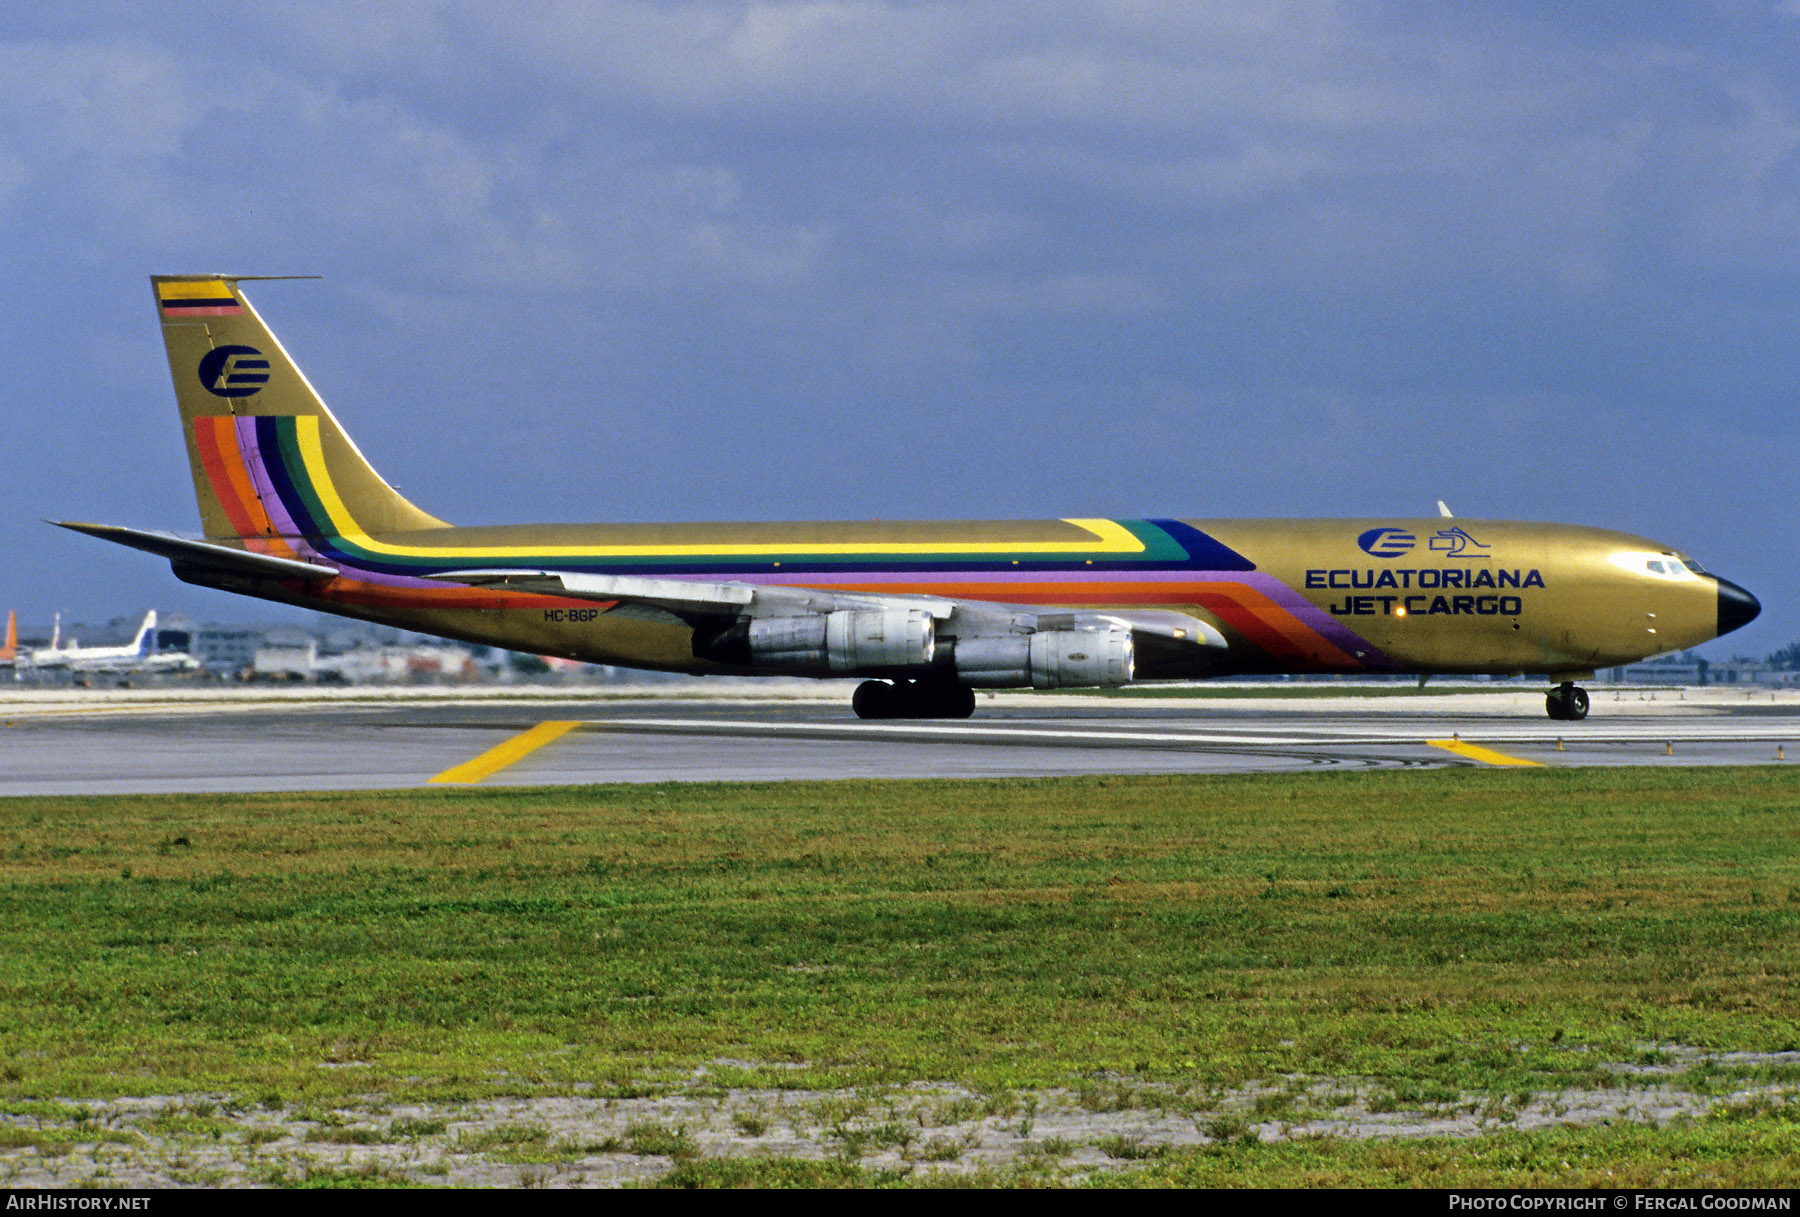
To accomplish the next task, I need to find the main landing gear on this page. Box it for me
[1545,682,1590,722]
[852,679,977,720]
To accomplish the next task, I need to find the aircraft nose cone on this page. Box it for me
[1716,576,1761,638]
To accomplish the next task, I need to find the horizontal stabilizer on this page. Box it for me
[52,522,340,582]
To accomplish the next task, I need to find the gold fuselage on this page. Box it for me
[179,515,1725,682]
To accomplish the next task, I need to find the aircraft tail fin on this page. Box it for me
[132,610,157,656]
[151,276,448,544]
[0,611,14,663]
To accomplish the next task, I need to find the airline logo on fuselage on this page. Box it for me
[198,346,271,398]
[1358,527,1415,557]
[1361,525,1494,560]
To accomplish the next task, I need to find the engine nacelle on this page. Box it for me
[825,608,936,672]
[743,615,827,667]
[724,608,936,674]
[1030,626,1135,688]
[954,626,1135,689]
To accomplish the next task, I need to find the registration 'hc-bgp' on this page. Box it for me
[58,277,1761,722]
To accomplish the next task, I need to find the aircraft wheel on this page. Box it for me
[1545,683,1590,722]
[1565,686,1590,721]
[908,681,974,719]
[854,679,975,719]
[911,680,976,719]
[852,680,897,720]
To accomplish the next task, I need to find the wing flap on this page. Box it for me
[424,569,754,614]
[1037,608,1227,649]
[53,522,340,582]
[425,569,957,620]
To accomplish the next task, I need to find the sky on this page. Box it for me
[1,1,1795,658]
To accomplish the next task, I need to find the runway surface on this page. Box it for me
[1,684,1795,796]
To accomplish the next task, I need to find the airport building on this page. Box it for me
[11,613,1794,690]
[1603,658,1793,687]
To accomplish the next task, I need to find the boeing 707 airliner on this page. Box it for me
[56,277,1761,721]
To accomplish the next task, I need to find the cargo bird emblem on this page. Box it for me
[1429,526,1491,558]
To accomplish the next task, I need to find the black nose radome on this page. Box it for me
[1716,577,1761,638]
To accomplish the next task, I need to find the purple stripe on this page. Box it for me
[1234,573,1396,665]
[234,417,308,547]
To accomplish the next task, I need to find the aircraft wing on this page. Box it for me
[52,522,340,582]
[426,567,1229,680]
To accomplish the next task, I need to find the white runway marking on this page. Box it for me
[0,688,1793,793]
[578,714,1800,748]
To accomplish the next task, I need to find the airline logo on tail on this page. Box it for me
[197,346,271,398]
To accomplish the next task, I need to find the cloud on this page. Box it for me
[12,5,1800,324]
[3,3,1798,644]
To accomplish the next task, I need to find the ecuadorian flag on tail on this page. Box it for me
[155,279,242,318]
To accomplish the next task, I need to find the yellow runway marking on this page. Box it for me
[1427,739,1542,767]
[430,720,580,784]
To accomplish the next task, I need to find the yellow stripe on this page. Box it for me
[429,720,580,784]
[292,418,1144,559]
[1427,739,1542,767]
[156,279,233,300]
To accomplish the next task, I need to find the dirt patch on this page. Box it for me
[4,1051,1797,1187]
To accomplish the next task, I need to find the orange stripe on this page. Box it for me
[194,418,308,560]
[195,417,276,540]
[1194,588,1357,668]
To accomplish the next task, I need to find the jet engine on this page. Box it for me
[952,625,1135,688]
[702,608,937,674]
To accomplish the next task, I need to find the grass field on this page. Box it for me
[1,767,1796,1186]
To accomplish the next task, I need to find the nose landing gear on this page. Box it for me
[1546,682,1590,721]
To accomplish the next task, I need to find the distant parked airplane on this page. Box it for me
[22,610,196,675]
[55,276,1760,721]
[25,610,155,671]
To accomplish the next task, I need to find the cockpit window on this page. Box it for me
[1608,550,1702,581]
